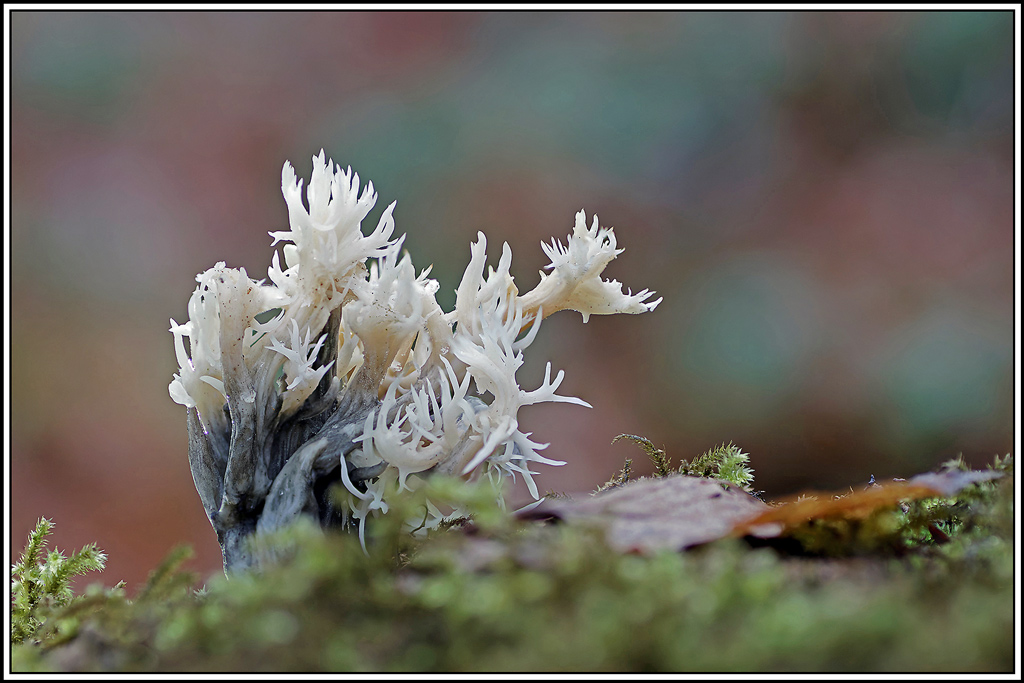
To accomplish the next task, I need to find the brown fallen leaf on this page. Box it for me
[731,468,1004,537]
[903,468,1005,497]
[518,475,782,554]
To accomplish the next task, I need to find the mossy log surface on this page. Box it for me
[11,458,1015,673]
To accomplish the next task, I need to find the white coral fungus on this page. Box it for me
[170,150,661,551]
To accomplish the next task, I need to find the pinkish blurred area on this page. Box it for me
[9,11,1015,589]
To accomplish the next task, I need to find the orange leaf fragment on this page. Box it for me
[732,468,1003,537]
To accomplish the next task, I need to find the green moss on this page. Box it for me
[609,435,756,492]
[11,458,1014,673]
[11,518,109,646]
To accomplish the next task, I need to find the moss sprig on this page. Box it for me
[596,458,633,492]
[610,434,672,477]
[11,518,107,645]
[683,442,756,492]
[609,435,755,492]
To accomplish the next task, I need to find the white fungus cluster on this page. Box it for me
[170,151,661,565]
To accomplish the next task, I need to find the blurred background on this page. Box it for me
[10,11,1016,589]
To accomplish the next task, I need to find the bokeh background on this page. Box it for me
[10,11,1016,589]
